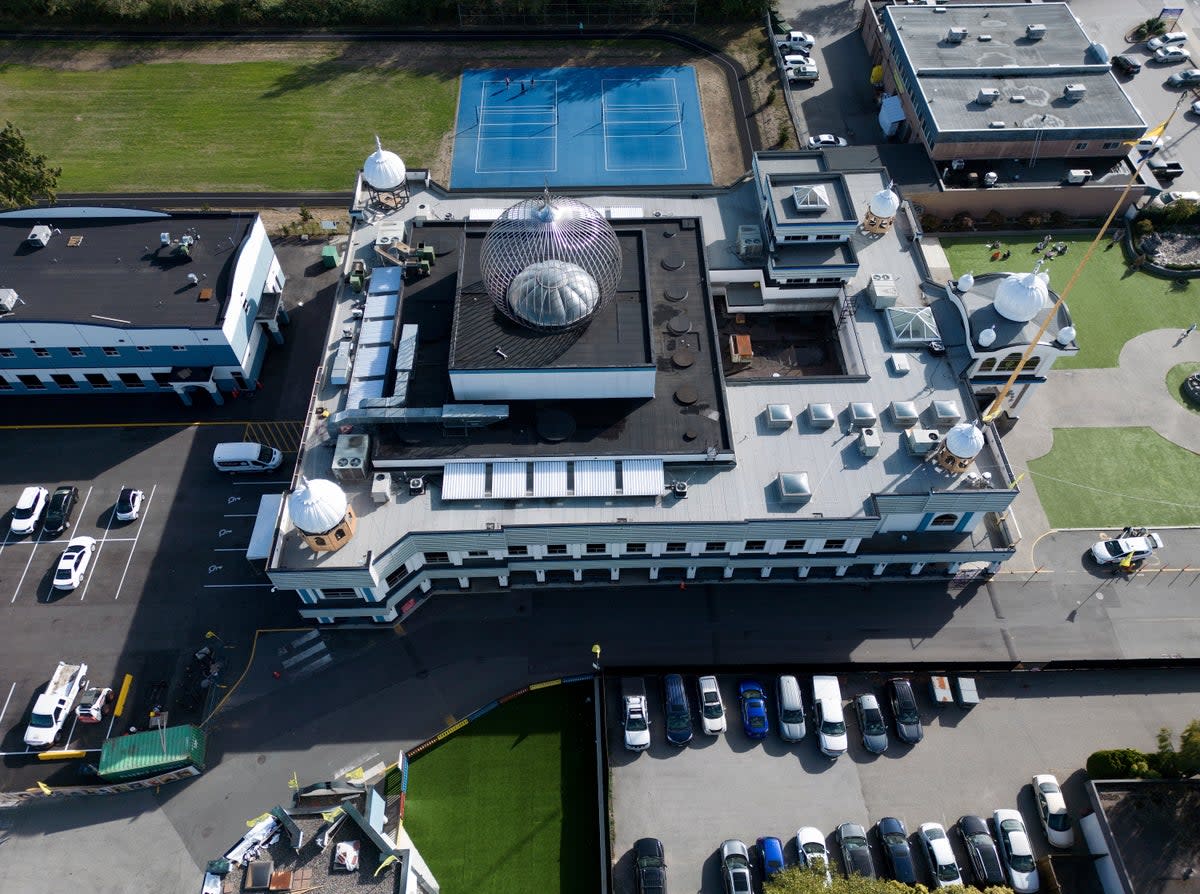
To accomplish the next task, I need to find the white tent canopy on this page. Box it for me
[246,494,284,562]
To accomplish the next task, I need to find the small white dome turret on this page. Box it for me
[994,270,1049,323]
[945,423,985,460]
[869,187,900,219]
[1056,325,1077,346]
[978,326,997,348]
[363,135,406,191]
[957,272,975,293]
[289,477,349,535]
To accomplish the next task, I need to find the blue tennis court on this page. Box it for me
[451,66,712,189]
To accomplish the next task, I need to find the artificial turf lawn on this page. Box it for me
[1166,362,1200,416]
[403,682,599,894]
[0,54,456,191]
[1028,427,1200,527]
[941,235,1200,370]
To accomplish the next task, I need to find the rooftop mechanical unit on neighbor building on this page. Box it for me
[259,147,1072,626]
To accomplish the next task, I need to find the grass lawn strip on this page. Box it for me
[1028,426,1200,528]
[941,235,1199,370]
[402,683,598,894]
[1165,362,1200,416]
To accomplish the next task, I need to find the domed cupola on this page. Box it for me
[289,477,357,553]
[934,423,986,475]
[862,184,901,234]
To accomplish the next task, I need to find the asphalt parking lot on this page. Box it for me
[609,667,1200,894]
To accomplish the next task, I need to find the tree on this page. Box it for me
[1156,720,1200,778]
[765,864,1015,894]
[0,121,61,210]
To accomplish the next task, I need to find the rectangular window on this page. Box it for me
[466,550,489,558]
[1103,141,1120,150]
[103,347,119,356]
[0,349,13,358]
[423,551,450,564]
[1074,142,1088,151]
[822,539,847,551]
[585,543,607,554]
[665,542,687,553]
[744,540,767,551]
[51,374,77,389]
[625,543,647,554]
[85,373,111,388]
[507,545,529,556]
[784,539,807,551]
[118,372,144,387]
[385,566,411,588]
[172,345,186,351]
[33,348,50,357]
[151,372,171,387]
[704,541,725,552]
[319,587,361,602]
[546,544,568,555]
[68,347,84,357]
[136,345,153,353]
[816,234,840,240]
[0,377,9,389]
[17,374,43,389]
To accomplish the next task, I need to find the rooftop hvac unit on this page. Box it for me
[408,476,425,496]
[1026,23,1046,40]
[0,288,18,314]
[1010,94,1026,103]
[978,34,992,41]
[905,427,941,456]
[976,88,1000,105]
[331,433,370,481]
[160,232,171,246]
[1063,83,1087,100]
[869,273,899,309]
[371,472,392,504]
[376,235,393,246]
[1066,169,1093,184]
[858,427,882,457]
[983,171,999,187]
[946,27,968,42]
[735,224,763,259]
[672,481,689,498]
[26,225,52,247]
[988,121,1008,129]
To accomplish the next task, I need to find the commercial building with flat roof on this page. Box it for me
[0,207,288,404]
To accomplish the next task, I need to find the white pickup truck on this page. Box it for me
[621,677,651,751]
[25,660,88,748]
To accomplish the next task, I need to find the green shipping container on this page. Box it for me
[98,724,207,782]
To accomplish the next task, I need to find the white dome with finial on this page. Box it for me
[994,269,1049,323]
[945,423,985,460]
[957,272,975,293]
[978,326,997,347]
[869,187,900,218]
[289,477,349,534]
[1056,325,1077,346]
[363,135,406,190]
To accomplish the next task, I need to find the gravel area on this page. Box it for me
[1143,228,1200,267]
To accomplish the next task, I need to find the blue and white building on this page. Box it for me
[0,207,287,405]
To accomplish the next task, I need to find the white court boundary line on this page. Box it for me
[475,80,559,175]
[600,78,687,174]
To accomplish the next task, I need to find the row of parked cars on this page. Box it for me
[622,674,924,757]
[634,777,1074,894]
[9,485,144,591]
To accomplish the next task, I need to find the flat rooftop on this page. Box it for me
[766,175,855,224]
[0,211,255,328]
[882,2,1145,135]
[276,173,1010,570]
[1092,780,1200,894]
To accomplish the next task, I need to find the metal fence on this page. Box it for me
[457,0,697,27]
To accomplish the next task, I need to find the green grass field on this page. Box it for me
[403,683,599,894]
[0,52,457,191]
[942,235,1199,370]
[1028,427,1200,527]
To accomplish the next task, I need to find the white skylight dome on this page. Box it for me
[363,135,406,190]
[288,477,349,535]
[869,187,900,218]
[944,423,985,460]
[480,191,621,331]
[994,270,1049,323]
[957,272,975,293]
[507,260,600,331]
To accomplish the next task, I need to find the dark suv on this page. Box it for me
[44,485,79,535]
[662,674,693,746]
[886,678,923,744]
[1111,54,1142,75]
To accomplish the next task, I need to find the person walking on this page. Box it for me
[1185,323,1197,338]
[505,76,511,89]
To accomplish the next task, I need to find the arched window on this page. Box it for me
[997,352,1023,372]
[930,513,958,527]
[978,357,996,372]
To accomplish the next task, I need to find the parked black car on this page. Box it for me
[662,673,693,746]
[1111,54,1142,75]
[44,485,79,535]
[877,817,917,884]
[634,838,667,894]
[837,823,876,879]
[958,815,1007,887]
[886,678,923,744]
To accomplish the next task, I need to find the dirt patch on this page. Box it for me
[0,32,773,184]
[1143,227,1200,268]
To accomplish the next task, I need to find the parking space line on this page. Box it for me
[62,714,79,749]
[11,532,46,603]
[0,682,15,728]
[79,483,122,602]
[113,484,155,602]
[71,486,95,537]
[0,537,136,547]
[0,532,11,558]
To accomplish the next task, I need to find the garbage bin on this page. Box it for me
[322,245,342,269]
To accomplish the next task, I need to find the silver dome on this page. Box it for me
[480,191,621,331]
[288,477,349,535]
[507,260,600,331]
[363,135,406,190]
[994,270,1049,323]
[945,423,985,460]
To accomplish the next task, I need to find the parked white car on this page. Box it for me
[1148,31,1188,50]
[10,486,48,535]
[777,30,816,52]
[808,134,849,148]
[796,826,833,886]
[784,57,820,82]
[53,536,97,591]
[1090,532,1163,563]
[918,823,963,889]
[1154,46,1191,63]
[994,809,1040,893]
[1033,774,1075,848]
[697,675,727,735]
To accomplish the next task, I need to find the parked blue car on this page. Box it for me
[739,680,769,739]
[758,836,786,880]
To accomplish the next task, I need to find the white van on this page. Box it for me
[213,442,283,473]
[812,675,848,758]
[777,675,807,742]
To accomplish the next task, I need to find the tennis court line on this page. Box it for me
[475,79,559,175]
[600,77,687,174]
